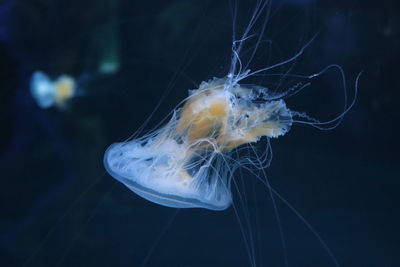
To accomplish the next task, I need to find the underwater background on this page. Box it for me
[0,0,399,266]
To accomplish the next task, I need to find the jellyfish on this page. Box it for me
[104,77,292,210]
[30,71,77,109]
[104,0,358,214]
[103,1,358,215]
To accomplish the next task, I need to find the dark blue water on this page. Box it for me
[0,0,398,266]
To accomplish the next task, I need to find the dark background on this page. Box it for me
[0,0,398,266]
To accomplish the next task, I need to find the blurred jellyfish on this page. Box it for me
[30,71,77,109]
[104,0,357,213]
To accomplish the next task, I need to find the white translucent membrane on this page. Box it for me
[104,78,292,210]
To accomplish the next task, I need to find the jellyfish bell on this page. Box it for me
[104,77,293,210]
